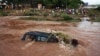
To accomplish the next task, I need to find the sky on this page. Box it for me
[82,0,100,5]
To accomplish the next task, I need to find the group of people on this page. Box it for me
[66,8,88,15]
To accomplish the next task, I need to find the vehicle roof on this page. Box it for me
[27,31,56,38]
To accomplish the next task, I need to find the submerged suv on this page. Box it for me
[21,31,59,43]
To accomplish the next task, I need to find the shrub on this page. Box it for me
[61,13,74,21]
[56,32,71,44]
[24,12,34,16]
[96,6,100,11]
[0,10,9,16]
[94,18,100,22]
[43,13,48,17]
[24,12,40,16]
[30,9,35,12]
[63,15,73,21]
[53,13,60,17]
[1,12,8,16]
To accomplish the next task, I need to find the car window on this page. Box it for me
[41,37,47,41]
[37,36,47,41]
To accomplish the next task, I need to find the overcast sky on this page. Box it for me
[82,0,100,5]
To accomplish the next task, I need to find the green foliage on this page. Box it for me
[53,13,60,17]
[43,13,49,17]
[67,0,83,8]
[94,18,100,22]
[24,12,34,16]
[35,0,84,9]
[0,10,9,16]
[43,0,52,5]
[43,0,58,8]
[24,9,40,16]
[96,6,100,11]
[56,32,71,44]
[7,0,84,9]
[63,15,73,21]
[7,0,30,4]
[61,13,73,21]
[88,9,99,17]
[56,32,70,39]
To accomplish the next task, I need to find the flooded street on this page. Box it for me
[0,16,100,56]
[69,20,100,56]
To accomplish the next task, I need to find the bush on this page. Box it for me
[56,32,71,44]
[43,13,48,17]
[96,6,100,11]
[0,10,9,16]
[94,18,100,22]
[53,13,60,17]
[33,12,40,15]
[30,9,35,12]
[63,15,73,21]
[24,12,40,16]
[61,13,74,21]
[24,12,34,16]
[0,12,8,16]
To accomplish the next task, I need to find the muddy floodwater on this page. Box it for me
[78,20,100,31]
[0,16,100,56]
[74,20,100,56]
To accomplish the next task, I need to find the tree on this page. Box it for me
[96,6,100,11]
[6,0,84,9]
[66,0,84,8]
[42,0,57,8]
[38,0,84,9]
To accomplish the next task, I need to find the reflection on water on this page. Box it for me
[77,20,100,31]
